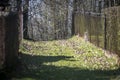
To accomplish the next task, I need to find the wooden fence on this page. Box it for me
[104,6,120,55]
[74,13,104,48]
[74,6,120,55]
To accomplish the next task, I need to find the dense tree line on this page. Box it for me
[74,0,120,13]
[1,0,119,41]
[23,0,73,40]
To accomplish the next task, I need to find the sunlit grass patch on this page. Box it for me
[16,36,120,80]
[20,36,119,70]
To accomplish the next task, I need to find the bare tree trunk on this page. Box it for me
[23,0,29,39]
[17,0,23,41]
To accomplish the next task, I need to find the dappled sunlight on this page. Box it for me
[11,36,120,80]
[13,53,120,80]
[0,1,119,80]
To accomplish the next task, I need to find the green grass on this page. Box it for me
[12,36,120,80]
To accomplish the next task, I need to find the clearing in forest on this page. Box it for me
[13,36,120,80]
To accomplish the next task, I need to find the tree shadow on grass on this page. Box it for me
[12,53,120,80]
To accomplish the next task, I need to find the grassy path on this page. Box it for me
[13,36,120,80]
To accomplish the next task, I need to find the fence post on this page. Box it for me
[72,12,75,35]
[104,14,107,49]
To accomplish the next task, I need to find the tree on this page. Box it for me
[23,0,74,41]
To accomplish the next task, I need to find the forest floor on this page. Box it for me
[12,36,120,80]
